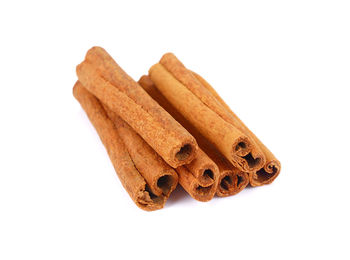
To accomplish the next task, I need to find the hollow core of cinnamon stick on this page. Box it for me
[217,170,249,197]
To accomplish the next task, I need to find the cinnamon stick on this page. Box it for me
[148,53,265,173]
[139,75,249,197]
[76,47,198,168]
[73,81,177,211]
[138,75,219,201]
[104,106,178,197]
[191,71,281,186]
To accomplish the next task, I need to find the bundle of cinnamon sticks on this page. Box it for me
[74,47,281,211]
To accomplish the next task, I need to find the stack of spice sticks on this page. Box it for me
[74,47,281,211]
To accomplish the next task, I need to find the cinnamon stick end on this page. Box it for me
[195,162,218,187]
[170,140,198,168]
[216,171,249,197]
[191,183,217,202]
[232,137,266,173]
[250,160,281,187]
[155,171,178,197]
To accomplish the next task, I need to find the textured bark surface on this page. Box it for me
[76,47,198,168]
[192,71,281,186]
[104,106,178,197]
[139,75,248,197]
[139,75,221,201]
[149,54,265,173]
[73,81,177,211]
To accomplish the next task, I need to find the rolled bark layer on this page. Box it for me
[76,47,198,168]
[176,166,217,202]
[139,75,248,197]
[73,81,177,211]
[149,54,265,173]
[192,71,281,186]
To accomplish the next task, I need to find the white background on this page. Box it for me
[1,1,349,259]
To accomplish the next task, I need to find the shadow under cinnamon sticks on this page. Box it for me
[73,81,178,211]
[138,75,248,198]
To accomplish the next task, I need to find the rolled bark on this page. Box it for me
[138,75,219,201]
[104,106,178,197]
[139,75,248,197]
[76,47,198,168]
[176,166,217,202]
[149,54,265,173]
[205,146,249,197]
[73,81,177,211]
[191,71,281,186]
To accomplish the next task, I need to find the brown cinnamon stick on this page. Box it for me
[104,106,178,197]
[138,75,219,201]
[148,53,265,173]
[73,81,177,211]
[191,71,281,186]
[76,47,198,168]
[139,75,249,197]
